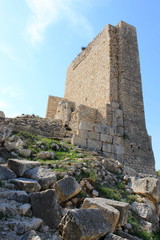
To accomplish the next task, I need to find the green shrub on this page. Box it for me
[97,185,121,201]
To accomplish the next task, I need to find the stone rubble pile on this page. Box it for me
[0,113,159,240]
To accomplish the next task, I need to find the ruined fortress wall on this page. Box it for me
[46,96,63,119]
[116,22,155,173]
[65,24,119,118]
[46,21,155,174]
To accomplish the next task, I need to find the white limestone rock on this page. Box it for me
[82,197,120,232]
[54,176,81,202]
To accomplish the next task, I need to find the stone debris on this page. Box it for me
[30,189,62,228]
[82,197,120,232]
[37,151,55,160]
[18,203,31,215]
[130,177,160,202]
[10,178,41,193]
[8,217,43,234]
[0,189,30,203]
[54,176,81,202]
[0,165,17,180]
[0,114,159,239]
[20,230,41,240]
[92,198,129,227]
[24,166,57,190]
[8,159,40,176]
[59,209,111,240]
[19,149,32,158]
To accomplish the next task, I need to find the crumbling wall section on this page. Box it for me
[46,96,63,119]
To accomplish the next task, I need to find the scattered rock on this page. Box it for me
[93,198,129,227]
[130,177,160,202]
[10,178,41,193]
[82,197,120,232]
[54,176,81,202]
[8,217,43,234]
[0,165,17,180]
[18,204,31,215]
[59,208,111,240]
[24,166,57,190]
[37,151,55,160]
[30,189,62,228]
[0,189,29,203]
[20,230,41,240]
[104,233,128,239]
[132,201,159,231]
[8,159,40,176]
[102,158,122,174]
[19,149,32,158]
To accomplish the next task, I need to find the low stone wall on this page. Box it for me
[72,120,124,163]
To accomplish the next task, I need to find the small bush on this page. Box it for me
[97,185,121,201]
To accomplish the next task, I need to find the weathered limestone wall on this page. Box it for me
[116,22,155,173]
[65,24,117,119]
[46,96,63,119]
[46,21,155,175]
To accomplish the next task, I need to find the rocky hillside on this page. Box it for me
[0,114,160,240]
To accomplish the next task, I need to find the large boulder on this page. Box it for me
[0,165,17,180]
[8,159,40,176]
[132,201,159,231]
[30,189,62,228]
[82,197,120,232]
[24,166,57,190]
[10,178,41,193]
[59,209,111,240]
[54,176,81,202]
[130,177,160,202]
[91,198,129,227]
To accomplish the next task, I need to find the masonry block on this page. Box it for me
[101,134,113,143]
[79,121,95,131]
[71,135,87,148]
[113,145,124,155]
[87,139,102,151]
[77,129,88,138]
[88,131,100,141]
[102,143,112,153]
[113,136,124,146]
[95,124,112,135]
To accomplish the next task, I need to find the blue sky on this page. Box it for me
[0,0,159,170]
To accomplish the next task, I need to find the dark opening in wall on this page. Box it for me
[138,146,140,149]
[131,144,133,148]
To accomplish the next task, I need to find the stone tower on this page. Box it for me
[46,21,155,174]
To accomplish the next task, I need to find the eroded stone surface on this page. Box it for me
[54,176,81,202]
[82,197,120,232]
[59,209,110,240]
[8,159,40,177]
[30,189,62,228]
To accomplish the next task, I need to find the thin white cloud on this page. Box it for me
[25,0,93,45]
[0,86,22,98]
[0,44,17,62]
[0,100,10,109]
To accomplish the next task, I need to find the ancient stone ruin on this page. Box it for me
[46,21,155,175]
